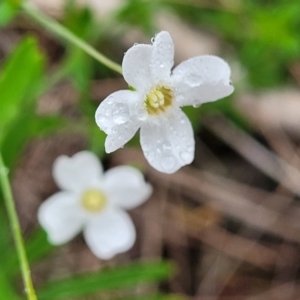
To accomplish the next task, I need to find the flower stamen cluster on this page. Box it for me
[81,189,106,212]
[145,86,173,115]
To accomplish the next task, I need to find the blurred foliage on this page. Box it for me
[0,0,21,26]
[38,260,174,300]
[169,0,300,88]
[116,0,159,33]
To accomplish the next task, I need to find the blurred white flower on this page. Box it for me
[95,31,234,174]
[38,151,152,260]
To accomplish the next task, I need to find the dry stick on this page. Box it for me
[168,203,278,270]
[256,125,300,299]
[202,115,300,197]
[198,116,300,298]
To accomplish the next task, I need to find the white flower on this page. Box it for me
[38,151,152,260]
[95,31,234,174]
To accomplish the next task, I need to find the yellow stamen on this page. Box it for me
[81,189,106,212]
[145,86,173,115]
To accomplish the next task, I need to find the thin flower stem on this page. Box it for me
[0,152,37,300]
[22,3,123,75]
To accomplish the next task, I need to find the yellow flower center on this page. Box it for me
[145,86,173,115]
[81,189,106,212]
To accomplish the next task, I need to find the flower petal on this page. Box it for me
[151,31,174,83]
[172,55,234,106]
[122,44,153,92]
[53,151,103,192]
[140,109,195,173]
[95,90,142,153]
[104,166,152,209]
[38,192,84,245]
[84,208,136,259]
[95,90,138,135]
[105,120,140,153]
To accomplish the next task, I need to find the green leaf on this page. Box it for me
[0,1,20,27]
[0,227,53,277]
[0,37,44,142]
[38,260,174,299]
[0,271,21,300]
[25,228,53,263]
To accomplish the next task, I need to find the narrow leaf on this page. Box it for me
[38,260,174,299]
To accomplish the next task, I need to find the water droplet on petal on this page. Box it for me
[183,73,203,87]
[146,151,155,162]
[180,151,191,162]
[107,97,113,104]
[162,141,172,151]
[137,107,147,121]
[112,103,130,125]
[161,156,176,171]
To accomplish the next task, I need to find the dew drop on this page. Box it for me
[105,109,112,116]
[107,97,113,104]
[162,141,172,151]
[184,73,203,87]
[180,151,191,162]
[137,107,147,121]
[161,156,176,171]
[112,103,130,125]
[146,151,155,162]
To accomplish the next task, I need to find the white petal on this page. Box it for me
[151,31,174,83]
[104,166,152,209]
[105,120,140,153]
[122,44,153,92]
[53,151,103,192]
[38,192,84,245]
[172,55,234,106]
[140,109,195,174]
[95,90,142,153]
[83,209,136,259]
[95,90,138,135]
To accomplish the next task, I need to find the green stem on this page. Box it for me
[0,152,37,300]
[22,3,123,75]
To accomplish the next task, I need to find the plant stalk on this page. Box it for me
[0,152,37,300]
[22,3,123,75]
